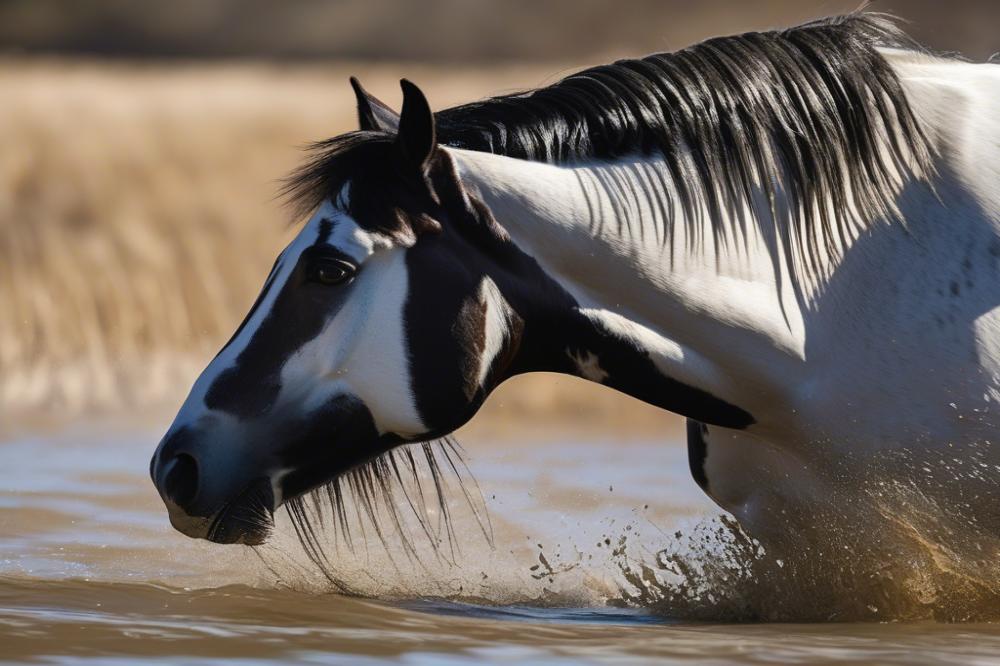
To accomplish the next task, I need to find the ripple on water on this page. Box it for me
[4,424,1000,664]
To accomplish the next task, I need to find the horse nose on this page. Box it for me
[159,452,200,509]
[152,427,202,511]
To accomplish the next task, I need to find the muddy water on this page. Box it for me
[3,424,1000,665]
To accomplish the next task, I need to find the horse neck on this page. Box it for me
[449,147,811,426]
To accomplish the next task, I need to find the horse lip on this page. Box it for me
[206,477,275,545]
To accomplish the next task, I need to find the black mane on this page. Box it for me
[437,13,926,162]
[289,12,936,273]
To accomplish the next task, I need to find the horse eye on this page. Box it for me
[309,258,355,286]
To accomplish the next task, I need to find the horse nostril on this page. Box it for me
[162,453,199,508]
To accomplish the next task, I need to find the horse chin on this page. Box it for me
[205,477,275,546]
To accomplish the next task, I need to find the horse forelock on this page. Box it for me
[284,134,444,245]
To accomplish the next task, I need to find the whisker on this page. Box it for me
[281,437,490,586]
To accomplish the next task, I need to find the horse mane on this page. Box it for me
[435,11,936,272]
[288,11,936,278]
[437,12,928,164]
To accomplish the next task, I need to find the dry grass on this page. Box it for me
[0,58,680,434]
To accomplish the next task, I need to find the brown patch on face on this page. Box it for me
[453,278,528,402]
[455,291,488,402]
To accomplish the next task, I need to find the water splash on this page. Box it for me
[251,440,1000,622]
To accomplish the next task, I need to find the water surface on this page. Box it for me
[2,424,1000,664]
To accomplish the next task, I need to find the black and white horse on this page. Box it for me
[151,14,1000,548]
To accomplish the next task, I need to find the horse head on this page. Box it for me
[150,80,567,544]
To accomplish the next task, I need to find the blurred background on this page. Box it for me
[2,0,998,61]
[1,0,997,428]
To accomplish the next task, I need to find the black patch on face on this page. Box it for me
[214,257,282,358]
[275,395,395,502]
[316,217,335,245]
[204,221,356,420]
[402,240,495,433]
[687,419,711,492]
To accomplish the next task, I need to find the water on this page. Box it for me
[3,423,1000,664]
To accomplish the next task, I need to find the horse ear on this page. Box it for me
[396,79,436,172]
[349,76,400,132]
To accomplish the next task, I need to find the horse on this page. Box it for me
[151,12,1000,552]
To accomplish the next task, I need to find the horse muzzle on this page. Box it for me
[151,428,276,545]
